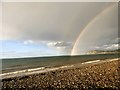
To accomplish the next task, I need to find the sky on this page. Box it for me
[0,2,119,58]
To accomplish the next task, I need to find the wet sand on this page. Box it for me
[2,58,120,90]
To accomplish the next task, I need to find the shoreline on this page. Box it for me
[1,58,119,80]
[2,58,120,89]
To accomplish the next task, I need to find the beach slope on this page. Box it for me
[2,58,120,90]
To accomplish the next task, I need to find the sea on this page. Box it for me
[2,54,118,74]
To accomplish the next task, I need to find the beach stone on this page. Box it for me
[2,59,120,90]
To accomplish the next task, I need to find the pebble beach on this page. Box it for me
[2,58,120,90]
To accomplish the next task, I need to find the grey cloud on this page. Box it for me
[54,42,72,47]
[72,3,118,55]
[94,44,119,50]
[1,2,118,55]
[105,44,119,50]
[111,38,120,44]
[46,41,73,48]
[91,38,119,51]
[2,2,113,42]
[45,41,73,54]
[23,40,73,52]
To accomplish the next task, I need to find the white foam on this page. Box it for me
[109,58,119,62]
[0,67,45,77]
[0,64,75,79]
[60,65,74,69]
[82,60,100,64]
[27,67,45,72]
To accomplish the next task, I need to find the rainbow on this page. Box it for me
[71,3,117,55]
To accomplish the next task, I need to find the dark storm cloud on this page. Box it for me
[2,2,112,42]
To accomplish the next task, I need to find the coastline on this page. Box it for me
[2,58,120,90]
[1,58,119,79]
[2,58,119,89]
